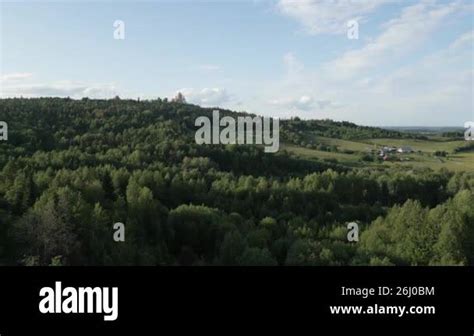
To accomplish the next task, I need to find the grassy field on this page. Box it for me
[317,136,373,152]
[362,138,466,153]
[282,144,362,164]
[283,136,474,172]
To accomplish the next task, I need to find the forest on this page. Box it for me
[0,97,473,266]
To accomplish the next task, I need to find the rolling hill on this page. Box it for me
[0,98,472,266]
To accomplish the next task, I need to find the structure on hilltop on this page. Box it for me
[172,92,186,104]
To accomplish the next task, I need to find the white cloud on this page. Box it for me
[325,1,463,78]
[0,72,33,82]
[277,0,388,35]
[0,80,118,98]
[336,28,474,125]
[449,30,474,50]
[270,95,313,110]
[256,3,473,126]
[178,87,231,106]
[269,94,336,112]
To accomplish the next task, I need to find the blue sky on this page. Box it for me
[1,0,473,126]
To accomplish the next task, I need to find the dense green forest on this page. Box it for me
[0,98,473,266]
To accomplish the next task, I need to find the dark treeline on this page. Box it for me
[281,117,426,148]
[0,98,473,266]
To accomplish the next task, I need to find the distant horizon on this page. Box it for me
[381,126,465,129]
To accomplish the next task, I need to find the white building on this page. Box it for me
[397,146,413,153]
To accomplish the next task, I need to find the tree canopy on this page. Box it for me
[0,98,472,265]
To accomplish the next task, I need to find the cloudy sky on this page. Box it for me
[1,0,473,126]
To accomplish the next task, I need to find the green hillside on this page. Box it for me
[0,98,473,266]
